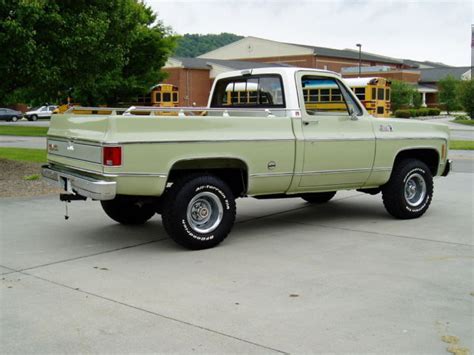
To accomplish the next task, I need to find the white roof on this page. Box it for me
[342,77,381,87]
[214,67,339,81]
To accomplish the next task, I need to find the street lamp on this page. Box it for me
[356,43,362,77]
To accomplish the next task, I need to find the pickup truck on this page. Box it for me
[42,67,452,250]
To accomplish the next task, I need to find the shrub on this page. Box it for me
[427,108,441,116]
[394,109,411,118]
[417,108,430,116]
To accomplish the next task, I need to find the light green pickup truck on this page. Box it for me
[42,67,451,249]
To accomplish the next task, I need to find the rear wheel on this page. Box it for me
[11,116,18,122]
[382,159,433,219]
[301,191,336,204]
[30,114,38,121]
[162,174,236,250]
[101,196,156,225]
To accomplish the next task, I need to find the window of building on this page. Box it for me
[211,75,285,108]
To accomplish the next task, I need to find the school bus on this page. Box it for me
[302,77,391,118]
[150,84,179,107]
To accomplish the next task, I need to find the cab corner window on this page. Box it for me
[210,75,285,108]
[301,76,362,116]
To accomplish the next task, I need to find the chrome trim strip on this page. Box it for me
[250,167,392,178]
[304,137,374,142]
[46,162,167,178]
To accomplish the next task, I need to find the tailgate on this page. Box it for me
[46,114,109,173]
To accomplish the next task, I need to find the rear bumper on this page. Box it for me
[42,165,116,200]
[441,159,452,177]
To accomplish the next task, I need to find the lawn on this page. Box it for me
[450,140,474,150]
[451,119,474,126]
[0,148,47,163]
[0,125,48,137]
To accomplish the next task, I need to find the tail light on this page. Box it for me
[103,146,122,166]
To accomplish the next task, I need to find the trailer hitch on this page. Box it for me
[59,193,87,220]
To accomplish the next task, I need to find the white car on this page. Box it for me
[25,105,58,121]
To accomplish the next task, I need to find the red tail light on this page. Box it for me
[103,146,122,166]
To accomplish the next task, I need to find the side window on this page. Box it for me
[377,88,385,101]
[301,76,362,116]
[386,88,390,101]
[210,75,285,108]
[41,107,48,112]
[354,87,366,101]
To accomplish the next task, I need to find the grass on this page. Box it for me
[450,140,474,150]
[0,148,47,163]
[0,125,48,137]
[23,174,41,181]
[451,119,474,126]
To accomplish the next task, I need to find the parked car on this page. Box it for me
[0,108,23,122]
[24,105,58,121]
[42,67,451,250]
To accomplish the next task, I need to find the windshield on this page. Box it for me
[29,106,42,111]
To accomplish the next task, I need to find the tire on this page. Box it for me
[30,115,38,121]
[101,196,156,225]
[382,159,433,219]
[301,191,336,204]
[11,116,18,122]
[162,174,236,250]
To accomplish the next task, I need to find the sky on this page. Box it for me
[146,0,473,67]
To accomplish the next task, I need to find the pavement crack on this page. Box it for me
[17,270,289,355]
[12,238,169,273]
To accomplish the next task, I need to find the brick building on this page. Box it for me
[161,36,471,108]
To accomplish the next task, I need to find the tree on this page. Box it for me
[412,91,422,109]
[390,80,417,112]
[438,75,460,115]
[173,33,243,58]
[0,0,177,106]
[457,80,474,119]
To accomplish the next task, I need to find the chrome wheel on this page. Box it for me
[404,173,426,207]
[186,191,223,234]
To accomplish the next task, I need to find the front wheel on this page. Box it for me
[301,191,336,204]
[29,115,38,121]
[11,116,18,122]
[101,196,156,225]
[382,159,433,219]
[162,175,236,250]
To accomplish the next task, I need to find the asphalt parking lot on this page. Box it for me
[1,171,472,354]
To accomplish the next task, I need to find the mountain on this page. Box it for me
[173,33,243,58]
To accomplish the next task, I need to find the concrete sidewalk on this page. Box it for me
[1,173,472,354]
[0,135,46,149]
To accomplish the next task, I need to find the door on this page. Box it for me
[296,73,375,189]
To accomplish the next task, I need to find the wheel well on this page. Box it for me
[167,158,248,197]
[394,149,439,175]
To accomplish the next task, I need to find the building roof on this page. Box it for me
[285,41,404,64]
[417,66,471,82]
[402,59,452,69]
[166,56,289,70]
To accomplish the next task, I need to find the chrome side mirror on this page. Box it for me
[349,107,358,121]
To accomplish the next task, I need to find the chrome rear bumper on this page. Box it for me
[42,165,116,200]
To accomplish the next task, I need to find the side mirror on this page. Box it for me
[349,107,358,121]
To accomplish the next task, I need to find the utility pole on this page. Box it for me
[356,43,362,77]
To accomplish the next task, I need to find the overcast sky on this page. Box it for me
[146,0,473,67]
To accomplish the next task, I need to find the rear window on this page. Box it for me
[210,75,285,108]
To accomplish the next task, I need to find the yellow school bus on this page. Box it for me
[150,84,179,107]
[346,77,391,117]
[302,77,391,117]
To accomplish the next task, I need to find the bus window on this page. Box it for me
[377,88,385,101]
[386,89,390,101]
[331,88,342,102]
[320,89,330,102]
[377,107,384,114]
[173,93,178,102]
[372,88,376,100]
[155,92,162,103]
[354,88,365,101]
[162,92,171,102]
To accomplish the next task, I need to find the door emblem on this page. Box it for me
[379,124,393,132]
[66,142,75,151]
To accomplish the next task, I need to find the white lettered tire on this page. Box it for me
[162,174,236,250]
[382,159,433,219]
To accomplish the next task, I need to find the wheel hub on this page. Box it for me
[186,192,224,234]
[404,173,427,207]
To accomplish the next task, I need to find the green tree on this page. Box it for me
[412,91,422,109]
[0,0,176,106]
[438,75,460,115]
[174,33,243,58]
[390,80,417,112]
[457,80,474,119]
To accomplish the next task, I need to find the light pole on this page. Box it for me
[356,43,362,77]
